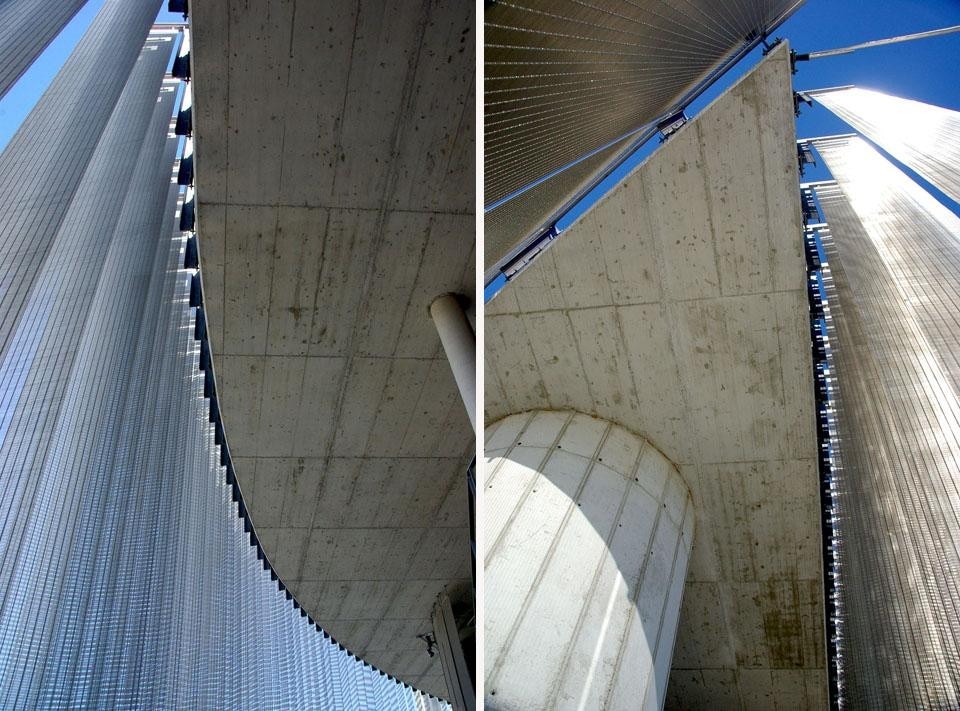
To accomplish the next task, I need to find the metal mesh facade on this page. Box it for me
[810,87,960,205]
[0,0,161,364]
[484,0,804,272]
[810,135,960,708]
[0,0,87,98]
[484,135,631,273]
[0,7,447,711]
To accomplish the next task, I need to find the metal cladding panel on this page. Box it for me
[810,87,960,205]
[0,0,87,98]
[0,36,174,608]
[484,0,803,271]
[0,23,448,711]
[811,135,960,708]
[0,0,161,366]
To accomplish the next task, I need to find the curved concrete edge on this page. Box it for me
[484,410,694,710]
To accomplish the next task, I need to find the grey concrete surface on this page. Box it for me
[485,44,826,709]
[190,0,474,698]
[485,411,694,711]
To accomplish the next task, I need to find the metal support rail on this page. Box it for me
[801,169,843,709]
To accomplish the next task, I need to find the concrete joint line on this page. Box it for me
[488,417,614,690]
[548,436,644,709]
[603,453,673,708]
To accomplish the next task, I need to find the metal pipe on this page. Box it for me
[796,24,960,61]
[430,293,476,432]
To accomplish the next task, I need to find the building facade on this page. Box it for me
[0,0,87,97]
[0,2,447,708]
[805,128,960,708]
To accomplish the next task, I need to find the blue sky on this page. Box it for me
[0,2,183,150]
[791,0,960,140]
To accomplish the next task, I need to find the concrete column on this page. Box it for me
[484,410,694,711]
[430,293,475,431]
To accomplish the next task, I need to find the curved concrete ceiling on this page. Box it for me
[190,0,474,698]
[485,44,827,709]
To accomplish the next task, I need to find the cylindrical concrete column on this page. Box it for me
[484,410,694,711]
[430,293,475,431]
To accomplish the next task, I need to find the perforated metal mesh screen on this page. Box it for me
[811,135,960,708]
[0,3,447,708]
[484,0,804,272]
[0,0,87,98]
[485,135,631,273]
[810,87,960,205]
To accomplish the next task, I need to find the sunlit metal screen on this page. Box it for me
[810,135,960,708]
[0,3,447,709]
[810,87,960,205]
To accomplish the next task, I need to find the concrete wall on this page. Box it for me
[485,411,693,710]
[484,44,826,709]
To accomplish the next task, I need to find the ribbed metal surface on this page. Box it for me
[810,87,960,205]
[0,0,161,365]
[484,0,803,272]
[0,0,87,98]
[0,17,447,711]
[810,135,960,709]
[0,32,174,616]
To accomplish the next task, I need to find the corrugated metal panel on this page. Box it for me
[811,135,960,708]
[0,0,87,98]
[485,0,804,272]
[810,87,960,205]
[0,0,161,364]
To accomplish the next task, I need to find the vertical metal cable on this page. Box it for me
[810,135,960,709]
